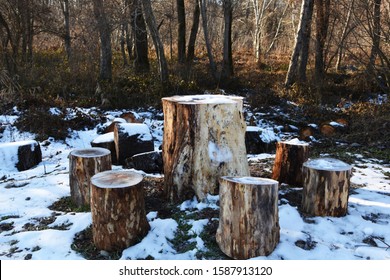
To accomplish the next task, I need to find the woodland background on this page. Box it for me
[0,0,389,140]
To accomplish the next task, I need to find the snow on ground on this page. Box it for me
[1,106,390,260]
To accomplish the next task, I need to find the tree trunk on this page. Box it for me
[91,170,150,251]
[335,0,354,71]
[221,0,234,80]
[271,139,309,186]
[200,0,218,81]
[368,0,382,72]
[61,0,72,61]
[177,0,186,64]
[162,95,250,202]
[120,23,128,66]
[314,0,330,82]
[68,148,112,208]
[93,0,112,81]
[301,158,352,217]
[130,0,149,72]
[216,176,280,259]
[142,0,169,85]
[186,0,200,64]
[285,0,314,87]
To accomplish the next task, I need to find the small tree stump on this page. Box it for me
[0,140,42,171]
[301,158,352,217]
[162,95,250,202]
[216,176,280,259]
[91,132,117,164]
[114,123,154,165]
[272,138,309,186]
[90,170,150,251]
[68,148,112,208]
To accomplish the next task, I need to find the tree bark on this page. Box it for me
[60,0,72,61]
[177,0,186,64]
[271,139,309,186]
[130,0,149,72]
[216,176,280,259]
[285,0,314,87]
[142,0,169,85]
[221,0,234,80]
[68,148,112,208]
[301,158,352,217]
[93,0,112,81]
[186,0,200,64]
[314,0,330,82]
[368,0,382,72]
[162,95,250,202]
[199,0,218,81]
[91,170,150,251]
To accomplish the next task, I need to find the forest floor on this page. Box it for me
[1,88,389,259]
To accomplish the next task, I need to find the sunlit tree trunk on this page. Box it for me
[200,0,217,81]
[142,0,169,85]
[285,0,314,87]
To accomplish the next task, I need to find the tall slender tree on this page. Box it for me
[177,0,186,63]
[221,0,234,80]
[314,0,330,82]
[93,0,112,81]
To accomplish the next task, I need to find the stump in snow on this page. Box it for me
[114,123,154,165]
[245,126,277,154]
[125,150,163,173]
[0,140,42,171]
[216,176,280,259]
[68,148,112,208]
[271,138,309,186]
[91,132,117,164]
[301,158,352,217]
[90,170,150,251]
[162,95,250,202]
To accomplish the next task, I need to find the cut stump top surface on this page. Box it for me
[303,157,352,171]
[91,170,143,189]
[69,147,111,158]
[221,176,279,185]
[162,94,243,105]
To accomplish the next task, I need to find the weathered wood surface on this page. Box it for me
[216,176,280,259]
[68,147,112,207]
[162,95,250,202]
[0,140,42,171]
[271,139,309,186]
[114,123,154,165]
[90,170,150,251]
[301,157,352,217]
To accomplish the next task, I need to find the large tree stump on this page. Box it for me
[216,176,280,259]
[90,170,150,251]
[114,123,154,165]
[272,138,309,186]
[0,140,42,171]
[68,148,112,208]
[301,157,352,217]
[162,95,250,202]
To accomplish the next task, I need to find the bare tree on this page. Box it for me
[314,0,331,82]
[130,0,149,73]
[221,0,234,80]
[285,0,314,87]
[186,0,200,64]
[142,0,169,85]
[177,0,186,63]
[60,0,72,61]
[200,0,217,80]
